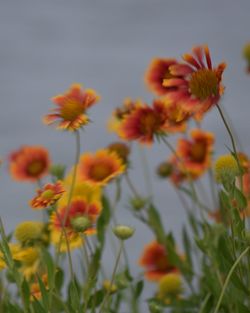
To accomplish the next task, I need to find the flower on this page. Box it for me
[103,280,117,294]
[214,154,239,183]
[145,58,179,95]
[50,197,102,251]
[9,146,50,182]
[163,45,226,119]
[107,142,130,164]
[30,181,65,209]
[14,221,45,244]
[113,225,135,240]
[176,129,214,178]
[119,102,168,145]
[14,246,41,279]
[43,83,100,131]
[157,273,182,300]
[139,241,179,281]
[156,161,173,178]
[78,149,125,186]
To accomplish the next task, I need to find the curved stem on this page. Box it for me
[213,246,250,313]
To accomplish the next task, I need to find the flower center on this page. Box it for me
[27,161,44,176]
[41,189,55,200]
[190,142,206,162]
[189,69,218,100]
[140,112,160,135]
[60,98,84,121]
[90,163,112,181]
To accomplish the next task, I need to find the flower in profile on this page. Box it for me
[50,197,101,251]
[145,58,179,95]
[163,45,226,119]
[78,149,125,186]
[14,246,41,279]
[176,129,214,178]
[138,241,179,281]
[119,101,168,145]
[30,181,65,209]
[43,83,100,131]
[9,146,50,182]
[214,154,239,183]
[14,221,45,244]
[107,98,141,134]
[157,273,182,302]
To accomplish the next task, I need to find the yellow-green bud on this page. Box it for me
[71,216,91,232]
[113,225,135,240]
[130,197,146,211]
[49,164,66,180]
[243,43,250,72]
[214,154,239,183]
[14,221,44,244]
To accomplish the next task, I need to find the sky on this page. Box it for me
[0,0,250,306]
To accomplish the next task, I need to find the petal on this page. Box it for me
[182,53,201,69]
[169,64,193,76]
[163,78,187,87]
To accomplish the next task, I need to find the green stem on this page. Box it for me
[213,246,250,313]
[99,241,123,313]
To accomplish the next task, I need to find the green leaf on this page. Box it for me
[32,299,47,313]
[135,280,144,299]
[97,195,111,247]
[233,186,247,209]
[87,289,104,309]
[68,278,81,312]
[55,267,64,292]
[148,204,165,243]
[21,278,30,310]
[37,275,49,310]
[42,248,54,288]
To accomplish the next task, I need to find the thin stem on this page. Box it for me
[99,241,123,313]
[198,293,211,313]
[124,173,141,199]
[213,246,250,313]
[138,145,153,199]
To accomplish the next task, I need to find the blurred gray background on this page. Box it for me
[1,0,250,308]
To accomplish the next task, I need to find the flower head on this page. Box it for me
[107,142,130,165]
[145,58,179,95]
[50,197,101,251]
[9,146,50,182]
[176,129,214,178]
[157,273,182,300]
[139,241,179,281]
[163,45,226,119]
[214,154,239,183]
[78,149,125,186]
[14,221,45,244]
[43,83,100,131]
[30,181,65,209]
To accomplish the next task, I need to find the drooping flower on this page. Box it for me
[214,154,239,183]
[78,149,125,187]
[50,197,102,251]
[30,181,65,209]
[43,83,100,131]
[176,129,214,178]
[119,102,168,145]
[138,241,179,281]
[9,146,50,182]
[157,273,182,302]
[145,58,179,96]
[163,45,226,119]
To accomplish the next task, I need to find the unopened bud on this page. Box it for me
[49,164,66,180]
[156,162,173,178]
[107,142,130,164]
[130,197,146,211]
[113,225,135,240]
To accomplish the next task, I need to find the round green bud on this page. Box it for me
[113,225,135,240]
[71,216,91,232]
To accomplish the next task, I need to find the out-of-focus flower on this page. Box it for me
[153,97,190,133]
[119,101,169,145]
[145,58,179,96]
[50,197,101,251]
[176,129,214,178]
[78,149,125,187]
[30,181,65,209]
[157,273,182,302]
[14,246,41,279]
[157,161,173,178]
[43,83,100,131]
[9,146,50,182]
[107,142,130,165]
[14,221,45,244]
[243,43,250,73]
[30,274,48,301]
[108,98,141,134]
[139,241,179,281]
[49,163,66,180]
[163,45,226,119]
[214,154,239,183]
[103,280,117,294]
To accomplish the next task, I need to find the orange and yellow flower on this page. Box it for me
[78,149,125,186]
[145,58,179,96]
[176,129,214,178]
[9,146,50,182]
[50,197,101,251]
[30,181,65,209]
[139,241,179,281]
[43,83,100,131]
[119,101,170,144]
[163,45,226,119]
